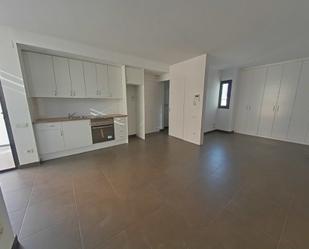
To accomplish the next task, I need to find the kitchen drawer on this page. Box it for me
[34,122,62,131]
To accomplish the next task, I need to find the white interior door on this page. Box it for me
[272,61,302,140]
[258,65,282,137]
[287,60,309,143]
[0,103,9,146]
[53,57,72,97]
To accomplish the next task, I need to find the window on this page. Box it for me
[218,80,232,109]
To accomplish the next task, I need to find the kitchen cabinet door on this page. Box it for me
[53,57,71,97]
[114,117,128,140]
[96,64,110,97]
[69,59,86,97]
[23,52,56,97]
[287,60,309,143]
[272,61,302,140]
[108,65,123,98]
[126,66,144,85]
[83,62,98,98]
[245,67,267,136]
[62,120,92,150]
[258,65,282,137]
[35,123,64,154]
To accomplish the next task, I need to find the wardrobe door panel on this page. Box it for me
[258,65,282,137]
[246,67,267,135]
[234,70,250,134]
[287,60,309,143]
[272,61,302,140]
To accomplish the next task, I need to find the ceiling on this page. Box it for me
[1,0,309,69]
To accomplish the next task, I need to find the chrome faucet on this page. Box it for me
[68,112,78,119]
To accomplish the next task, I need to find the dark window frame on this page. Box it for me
[218,80,232,109]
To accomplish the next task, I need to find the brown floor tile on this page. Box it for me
[0,132,309,248]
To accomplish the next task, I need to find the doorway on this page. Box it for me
[162,80,169,129]
[126,84,145,140]
[0,80,18,172]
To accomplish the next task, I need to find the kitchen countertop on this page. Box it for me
[33,114,128,124]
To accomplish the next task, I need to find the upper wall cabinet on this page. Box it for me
[22,51,123,99]
[126,66,144,85]
[53,57,71,97]
[96,64,110,98]
[23,52,57,97]
[68,59,86,97]
[108,65,123,98]
[83,62,98,98]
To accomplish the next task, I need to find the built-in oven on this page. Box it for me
[91,118,115,144]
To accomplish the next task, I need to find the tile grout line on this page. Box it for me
[99,168,121,199]
[72,177,85,249]
[18,172,38,239]
[276,194,294,249]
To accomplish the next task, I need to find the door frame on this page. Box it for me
[0,79,19,172]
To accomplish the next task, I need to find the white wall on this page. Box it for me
[215,68,239,131]
[203,65,220,133]
[126,85,137,135]
[0,187,15,249]
[169,54,207,145]
[0,25,168,165]
[0,104,10,146]
[144,73,164,134]
[32,98,122,120]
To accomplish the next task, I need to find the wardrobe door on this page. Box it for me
[234,70,250,134]
[272,61,302,140]
[287,60,309,143]
[245,67,267,135]
[258,65,282,137]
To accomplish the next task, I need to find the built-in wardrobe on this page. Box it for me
[234,58,309,145]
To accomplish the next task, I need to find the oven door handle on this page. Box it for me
[91,125,114,129]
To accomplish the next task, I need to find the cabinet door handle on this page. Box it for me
[277,105,280,112]
[273,105,276,112]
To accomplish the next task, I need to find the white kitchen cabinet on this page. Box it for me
[62,120,92,150]
[96,64,110,97]
[35,123,65,154]
[53,57,71,97]
[287,60,309,143]
[114,117,128,140]
[83,62,98,98]
[108,65,123,98]
[69,59,86,97]
[126,66,144,85]
[272,61,302,140]
[23,52,56,97]
[235,67,266,135]
[258,65,282,137]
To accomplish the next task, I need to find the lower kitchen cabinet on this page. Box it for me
[34,120,92,155]
[62,120,92,150]
[114,117,128,140]
[35,122,65,154]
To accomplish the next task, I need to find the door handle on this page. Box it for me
[273,105,276,112]
[277,105,280,112]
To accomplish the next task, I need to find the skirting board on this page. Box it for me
[39,138,128,161]
[204,129,234,134]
